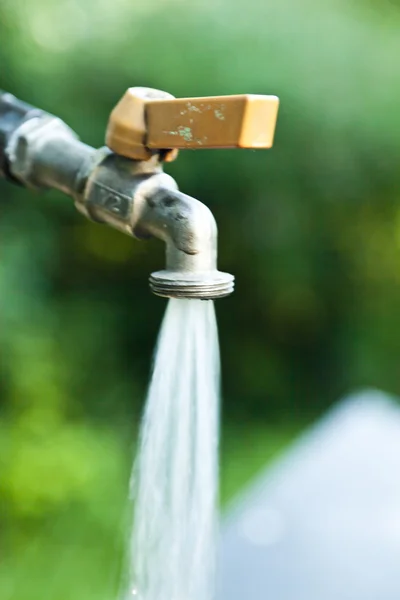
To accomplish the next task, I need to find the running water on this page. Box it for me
[122,298,221,600]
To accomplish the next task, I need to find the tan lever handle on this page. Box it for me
[106,87,279,162]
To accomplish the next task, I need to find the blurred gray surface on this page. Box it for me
[219,390,400,600]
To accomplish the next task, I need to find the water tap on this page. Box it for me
[0,88,279,299]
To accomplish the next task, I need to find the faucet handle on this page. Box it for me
[106,87,279,162]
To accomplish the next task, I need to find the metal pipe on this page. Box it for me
[6,114,97,195]
[0,90,44,181]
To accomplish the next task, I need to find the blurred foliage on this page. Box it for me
[1,0,400,596]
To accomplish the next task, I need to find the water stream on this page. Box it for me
[122,298,221,600]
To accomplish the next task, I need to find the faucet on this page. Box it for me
[0,87,279,299]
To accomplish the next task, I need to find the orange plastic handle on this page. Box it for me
[106,89,279,161]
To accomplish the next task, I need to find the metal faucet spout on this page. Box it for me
[132,185,234,299]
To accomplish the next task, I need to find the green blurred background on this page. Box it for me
[1,0,400,597]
